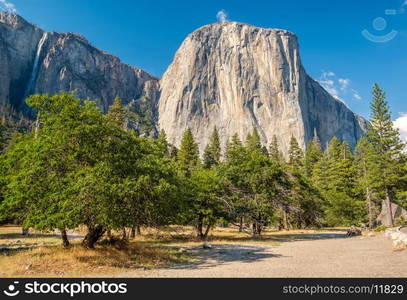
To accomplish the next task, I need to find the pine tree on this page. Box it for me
[288,136,303,172]
[355,137,380,228]
[178,128,200,177]
[304,138,322,178]
[203,127,221,169]
[269,135,283,163]
[245,128,262,153]
[107,96,127,129]
[226,134,244,161]
[157,129,169,156]
[367,83,405,226]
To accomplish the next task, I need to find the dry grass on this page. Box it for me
[132,225,346,248]
[0,225,347,277]
[0,225,63,248]
[0,225,190,277]
[0,242,190,278]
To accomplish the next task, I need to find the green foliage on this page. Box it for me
[0,93,179,247]
[177,128,200,177]
[366,83,405,226]
[373,225,388,232]
[269,135,283,163]
[304,138,322,178]
[0,84,405,245]
[203,127,221,169]
[188,168,224,238]
[288,135,304,172]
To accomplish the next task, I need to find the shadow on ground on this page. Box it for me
[167,244,283,270]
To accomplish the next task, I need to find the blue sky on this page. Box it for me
[1,0,407,137]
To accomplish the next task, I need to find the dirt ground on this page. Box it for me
[2,226,407,278]
[119,232,407,278]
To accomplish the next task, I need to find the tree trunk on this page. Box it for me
[136,225,141,235]
[203,224,211,239]
[196,214,204,238]
[121,227,127,240]
[82,225,106,249]
[283,208,290,231]
[22,227,29,236]
[239,216,243,232]
[385,186,394,227]
[366,187,373,229]
[130,227,136,239]
[252,222,262,236]
[61,229,69,248]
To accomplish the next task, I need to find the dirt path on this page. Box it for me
[120,233,407,277]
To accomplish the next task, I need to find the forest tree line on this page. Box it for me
[0,84,405,248]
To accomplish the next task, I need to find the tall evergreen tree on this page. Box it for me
[367,83,405,226]
[269,135,283,163]
[178,128,200,177]
[107,96,127,129]
[157,129,169,157]
[203,127,221,169]
[355,137,380,228]
[245,128,262,153]
[288,136,304,172]
[304,135,323,179]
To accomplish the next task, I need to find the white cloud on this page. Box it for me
[338,78,351,91]
[0,0,16,13]
[394,112,407,144]
[216,9,228,22]
[317,71,362,103]
[351,89,362,100]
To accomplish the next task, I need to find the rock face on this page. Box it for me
[0,12,159,136]
[158,22,366,155]
[376,200,407,227]
[1,14,366,148]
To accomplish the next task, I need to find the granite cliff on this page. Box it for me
[0,12,159,136]
[158,22,366,154]
[0,13,366,151]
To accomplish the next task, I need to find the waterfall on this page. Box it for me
[24,32,48,100]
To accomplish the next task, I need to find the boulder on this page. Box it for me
[376,201,407,227]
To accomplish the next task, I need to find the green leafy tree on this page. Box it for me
[188,169,224,239]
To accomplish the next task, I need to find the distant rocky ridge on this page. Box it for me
[0,13,367,153]
[0,12,159,136]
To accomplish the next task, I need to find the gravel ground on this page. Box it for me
[120,233,407,277]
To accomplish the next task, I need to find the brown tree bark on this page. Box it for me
[366,187,373,229]
[239,216,243,232]
[130,227,136,239]
[203,224,211,239]
[61,229,69,248]
[196,214,204,238]
[82,225,105,249]
[385,186,394,227]
[121,227,127,240]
